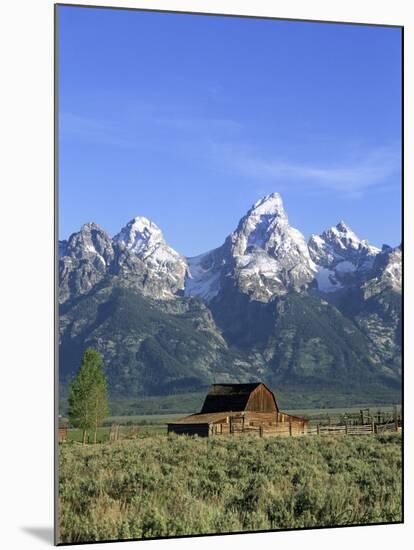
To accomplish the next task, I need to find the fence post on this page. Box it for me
[371,421,375,434]
[289,421,292,437]
[259,425,263,438]
[317,423,320,436]
[345,421,348,435]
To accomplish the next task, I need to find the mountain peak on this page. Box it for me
[129,215,158,230]
[231,193,288,255]
[114,216,165,254]
[321,222,379,257]
[126,216,163,237]
[309,219,382,292]
[250,192,285,217]
[322,221,361,250]
[114,215,187,294]
[224,192,316,299]
[79,221,106,234]
[336,220,351,232]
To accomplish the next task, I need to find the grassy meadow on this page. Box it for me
[58,432,402,544]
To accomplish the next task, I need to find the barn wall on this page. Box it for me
[245,385,277,413]
[278,412,310,426]
[168,412,309,438]
[245,412,278,424]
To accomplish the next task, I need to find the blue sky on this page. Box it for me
[58,6,402,256]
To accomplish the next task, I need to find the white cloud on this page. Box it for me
[59,108,401,200]
[234,146,401,198]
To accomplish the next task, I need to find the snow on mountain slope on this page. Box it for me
[59,223,116,303]
[363,244,402,297]
[185,193,317,303]
[185,251,222,301]
[113,216,188,295]
[59,193,400,305]
[314,267,343,293]
[309,221,381,292]
[59,217,188,302]
[65,222,115,267]
[227,194,316,300]
[380,246,402,292]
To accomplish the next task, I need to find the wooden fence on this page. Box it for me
[58,426,68,442]
[218,420,400,438]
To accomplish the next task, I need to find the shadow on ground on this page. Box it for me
[21,527,54,544]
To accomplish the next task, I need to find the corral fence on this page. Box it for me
[58,426,68,442]
[308,421,400,436]
[58,423,141,444]
[223,419,401,438]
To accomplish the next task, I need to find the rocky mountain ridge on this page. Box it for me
[60,193,401,304]
[59,193,402,404]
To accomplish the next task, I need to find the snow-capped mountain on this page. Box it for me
[59,193,401,305]
[59,223,115,303]
[59,194,402,305]
[184,250,223,302]
[64,222,115,266]
[185,193,317,303]
[308,221,381,293]
[114,216,187,296]
[229,193,317,297]
[363,244,402,297]
[59,218,186,303]
[58,192,402,403]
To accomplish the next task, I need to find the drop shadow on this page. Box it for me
[21,526,54,544]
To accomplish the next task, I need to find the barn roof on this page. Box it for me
[200,383,273,414]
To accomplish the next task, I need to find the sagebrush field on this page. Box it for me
[58,433,402,543]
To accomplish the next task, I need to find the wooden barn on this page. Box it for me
[168,383,309,438]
